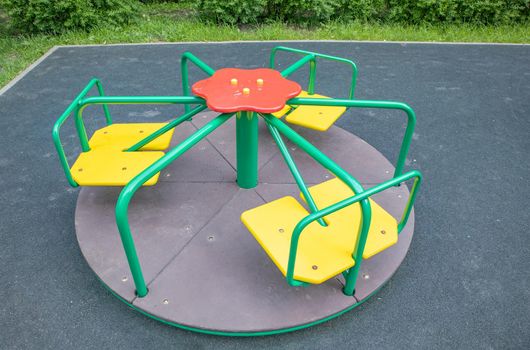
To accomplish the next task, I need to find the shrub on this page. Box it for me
[1,0,139,34]
[195,0,529,25]
[387,0,529,25]
[338,0,387,22]
[269,0,340,25]
[196,0,268,25]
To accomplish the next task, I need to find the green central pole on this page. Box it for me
[236,111,258,188]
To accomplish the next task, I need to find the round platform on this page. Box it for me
[75,111,415,335]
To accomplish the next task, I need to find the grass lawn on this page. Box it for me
[1,2,529,89]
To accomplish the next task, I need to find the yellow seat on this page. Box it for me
[89,123,175,151]
[241,178,397,284]
[71,149,165,186]
[272,91,347,131]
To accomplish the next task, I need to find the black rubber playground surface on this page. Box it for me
[1,41,529,349]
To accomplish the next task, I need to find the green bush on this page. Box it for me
[269,0,340,25]
[196,0,529,25]
[338,0,387,22]
[196,0,268,25]
[387,0,529,25]
[1,0,139,34]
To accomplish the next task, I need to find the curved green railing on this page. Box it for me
[181,51,216,113]
[289,97,416,179]
[52,78,112,187]
[270,46,358,98]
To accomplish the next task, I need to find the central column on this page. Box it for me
[236,111,258,188]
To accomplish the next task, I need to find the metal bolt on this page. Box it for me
[230,78,238,86]
[256,78,264,86]
[243,88,250,95]
[121,276,128,282]
[363,273,370,279]
[162,299,169,305]
[381,230,386,235]
[278,228,284,233]
[312,265,318,270]
[208,236,214,241]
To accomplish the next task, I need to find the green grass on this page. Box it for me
[1,2,529,89]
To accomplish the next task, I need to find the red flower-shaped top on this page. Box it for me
[192,68,302,113]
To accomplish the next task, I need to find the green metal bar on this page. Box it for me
[398,172,422,232]
[271,46,358,98]
[308,59,317,95]
[263,114,371,296]
[52,78,110,187]
[289,97,416,178]
[280,54,315,78]
[126,105,206,152]
[266,122,326,227]
[79,96,205,106]
[181,52,215,113]
[95,80,112,124]
[115,112,234,297]
[236,111,258,189]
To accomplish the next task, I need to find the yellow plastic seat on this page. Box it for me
[71,149,165,186]
[272,91,347,131]
[89,123,175,151]
[241,178,397,284]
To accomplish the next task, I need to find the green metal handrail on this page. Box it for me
[115,113,234,297]
[263,114,371,296]
[52,78,112,187]
[126,104,207,152]
[280,54,316,79]
[270,46,358,99]
[74,96,206,151]
[289,170,421,290]
[289,97,416,179]
[181,52,216,113]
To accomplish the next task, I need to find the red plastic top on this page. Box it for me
[191,68,302,113]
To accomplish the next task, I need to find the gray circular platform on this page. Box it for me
[75,111,415,335]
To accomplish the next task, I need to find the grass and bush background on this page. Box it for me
[0,0,528,88]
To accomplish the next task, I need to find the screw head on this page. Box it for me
[230,78,238,86]
[278,228,284,233]
[208,236,214,241]
[363,273,370,279]
[242,87,250,95]
[381,230,386,235]
[121,276,128,282]
[122,167,127,171]
[312,265,318,270]
[162,299,169,305]
[256,78,264,86]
